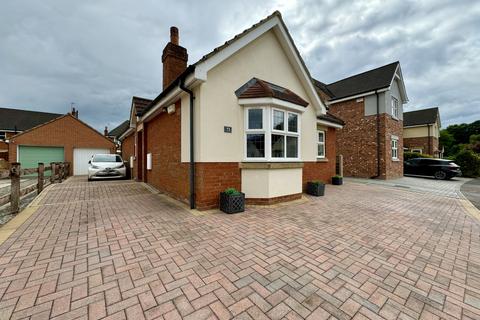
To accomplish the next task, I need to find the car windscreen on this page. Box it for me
[92,154,122,162]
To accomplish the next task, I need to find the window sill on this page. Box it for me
[316,158,328,162]
[391,116,400,121]
[392,158,401,162]
[240,162,304,169]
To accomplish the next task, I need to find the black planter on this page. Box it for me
[220,192,245,214]
[332,177,343,185]
[306,182,325,196]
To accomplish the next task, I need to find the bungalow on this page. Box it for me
[315,62,408,179]
[125,11,344,210]
[403,107,442,157]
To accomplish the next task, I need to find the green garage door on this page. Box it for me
[19,146,64,176]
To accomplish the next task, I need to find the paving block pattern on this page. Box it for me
[0,178,479,319]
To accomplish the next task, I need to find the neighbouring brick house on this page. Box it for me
[7,110,115,175]
[403,107,442,157]
[315,62,408,179]
[125,11,344,210]
[0,107,62,160]
[116,96,153,180]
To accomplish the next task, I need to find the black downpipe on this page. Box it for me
[180,79,195,209]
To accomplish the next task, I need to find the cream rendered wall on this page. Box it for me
[181,86,202,162]
[193,30,319,163]
[241,168,302,198]
[404,124,439,139]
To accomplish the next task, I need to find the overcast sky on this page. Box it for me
[1,0,479,132]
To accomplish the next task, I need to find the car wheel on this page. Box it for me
[434,171,447,180]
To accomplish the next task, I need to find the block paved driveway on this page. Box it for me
[345,176,470,200]
[0,177,480,320]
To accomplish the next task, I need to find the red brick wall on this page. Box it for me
[382,115,403,179]
[195,163,241,210]
[404,136,439,156]
[144,100,190,203]
[8,115,115,174]
[329,99,378,178]
[329,99,403,179]
[302,127,337,186]
[121,133,135,179]
[0,141,8,160]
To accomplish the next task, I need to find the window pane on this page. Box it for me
[318,132,324,143]
[271,134,285,158]
[318,144,325,157]
[248,109,262,129]
[273,110,284,131]
[288,113,298,132]
[246,134,265,158]
[287,136,298,158]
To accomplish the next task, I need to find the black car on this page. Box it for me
[404,158,462,180]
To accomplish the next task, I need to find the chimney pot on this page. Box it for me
[104,126,108,136]
[170,26,179,45]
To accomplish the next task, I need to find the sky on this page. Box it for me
[1,0,479,132]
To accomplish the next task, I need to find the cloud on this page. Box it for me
[0,0,479,130]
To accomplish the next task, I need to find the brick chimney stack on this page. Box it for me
[162,26,188,90]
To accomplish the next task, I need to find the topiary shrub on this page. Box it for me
[454,149,480,177]
[404,152,432,161]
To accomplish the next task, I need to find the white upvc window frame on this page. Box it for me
[391,136,399,160]
[317,130,326,159]
[391,97,399,119]
[411,148,422,154]
[244,106,301,162]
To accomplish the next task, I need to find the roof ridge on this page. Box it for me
[327,61,399,86]
[404,106,439,113]
[0,107,62,116]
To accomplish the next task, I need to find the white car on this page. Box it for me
[88,154,126,181]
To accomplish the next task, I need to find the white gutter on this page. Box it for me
[141,74,199,123]
[316,119,343,129]
[118,127,134,141]
[326,88,388,105]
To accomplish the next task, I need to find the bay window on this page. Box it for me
[246,108,265,158]
[245,107,300,161]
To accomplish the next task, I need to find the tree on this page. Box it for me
[439,130,455,156]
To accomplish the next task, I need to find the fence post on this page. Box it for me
[38,162,44,193]
[58,163,63,182]
[10,162,20,214]
[50,162,56,183]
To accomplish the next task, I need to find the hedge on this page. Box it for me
[454,149,480,177]
[404,152,432,161]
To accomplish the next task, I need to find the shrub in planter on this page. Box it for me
[332,175,343,185]
[306,181,325,196]
[220,188,245,214]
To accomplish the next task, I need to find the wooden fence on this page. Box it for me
[0,162,70,214]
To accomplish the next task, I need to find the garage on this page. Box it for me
[8,113,115,176]
[18,146,64,175]
[73,148,110,175]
